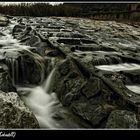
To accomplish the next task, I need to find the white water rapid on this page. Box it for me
[126,85,140,95]
[0,19,82,129]
[17,68,81,129]
[96,63,140,95]
[17,68,61,128]
[95,63,140,72]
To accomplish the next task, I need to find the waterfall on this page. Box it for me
[1,17,85,129]
[20,56,25,83]
[6,58,19,86]
[11,58,15,86]
[43,68,56,93]
[15,59,19,84]
[20,87,60,128]
[5,49,46,86]
[17,67,82,128]
[17,68,61,128]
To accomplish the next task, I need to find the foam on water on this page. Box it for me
[20,87,60,128]
[126,85,140,94]
[17,68,61,128]
[17,67,83,128]
[95,63,140,72]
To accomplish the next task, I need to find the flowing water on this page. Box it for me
[0,19,83,129]
[126,85,140,94]
[2,17,140,128]
[95,63,140,72]
[0,24,46,85]
[96,63,140,95]
[43,68,56,93]
[17,68,82,128]
[17,68,61,128]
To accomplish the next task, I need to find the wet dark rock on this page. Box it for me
[3,49,46,85]
[106,110,138,128]
[26,35,40,47]
[62,92,75,106]
[0,63,16,92]
[53,59,85,104]
[54,73,84,105]
[12,24,26,37]
[56,32,85,38]
[81,77,103,99]
[0,91,39,128]
[0,71,16,92]
[19,52,46,85]
[58,60,70,76]
[1,16,140,128]
[57,38,81,45]
[71,101,116,127]
[45,50,61,57]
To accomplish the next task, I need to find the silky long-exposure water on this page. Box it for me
[1,15,140,128]
[0,19,82,128]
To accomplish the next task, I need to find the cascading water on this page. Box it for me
[0,18,46,86]
[17,68,61,128]
[20,56,25,83]
[11,58,16,85]
[17,67,81,128]
[0,17,88,129]
[43,68,56,93]
[4,48,46,86]
[5,57,18,86]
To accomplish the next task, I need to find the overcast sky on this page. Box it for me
[0,2,63,5]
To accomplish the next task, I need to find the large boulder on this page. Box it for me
[71,101,116,127]
[0,91,39,128]
[3,48,46,85]
[53,58,85,104]
[52,58,117,127]
[106,110,138,128]
[0,63,16,92]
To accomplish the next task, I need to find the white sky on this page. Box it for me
[0,2,63,5]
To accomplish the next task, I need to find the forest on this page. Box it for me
[0,3,133,17]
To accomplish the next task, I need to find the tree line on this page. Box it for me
[0,3,134,17]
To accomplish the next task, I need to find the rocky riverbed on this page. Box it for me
[0,15,140,128]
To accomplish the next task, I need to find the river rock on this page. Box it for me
[1,16,140,128]
[106,110,138,128]
[81,77,103,99]
[71,100,116,127]
[0,91,39,128]
[4,48,46,85]
[53,58,85,103]
[0,63,16,92]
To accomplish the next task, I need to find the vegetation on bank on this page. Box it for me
[0,3,140,21]
[0,3,133,17]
